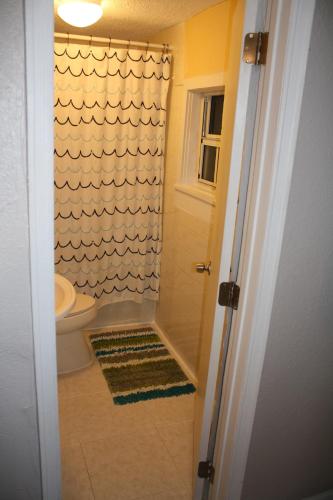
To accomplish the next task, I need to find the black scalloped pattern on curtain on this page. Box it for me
[54,42,171,304]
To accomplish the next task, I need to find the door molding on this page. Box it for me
[210,1,316,499]
[25,0,61,498]
[24,0,315,499]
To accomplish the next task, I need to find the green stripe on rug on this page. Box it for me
[114,384,196,405]
[104,358,188,393]
[88,326,196,405]
[90,327,154,340]
[100,348,170,365]
[90,333,160,349]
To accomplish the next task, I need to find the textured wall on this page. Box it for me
[0,1,42,498]
[54,0,224,40]
[242,2,333,498]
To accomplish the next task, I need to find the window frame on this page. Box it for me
[197,92,224,187]
[176,73,225,209]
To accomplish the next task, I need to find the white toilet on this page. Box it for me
[56,293,97,375]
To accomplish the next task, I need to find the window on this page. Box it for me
[177,76,225,207]
[198,93,224,186]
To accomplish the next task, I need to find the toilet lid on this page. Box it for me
[65,293,96,317]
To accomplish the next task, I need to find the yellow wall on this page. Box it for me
[184,1,230,77]
[151,1,231,79]
[149,0,244,377]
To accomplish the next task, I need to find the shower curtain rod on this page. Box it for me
[54,32,172,51]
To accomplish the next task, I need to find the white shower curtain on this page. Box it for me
[54,41,171,305]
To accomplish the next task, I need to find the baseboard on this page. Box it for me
[85,321,151,332]
[152,321,198,387]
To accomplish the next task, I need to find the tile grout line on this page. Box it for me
[152,417,194,496]
[79,440,96,500]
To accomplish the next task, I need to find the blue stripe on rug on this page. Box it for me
[113,383,196,405]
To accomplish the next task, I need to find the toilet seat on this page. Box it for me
[65,293,95,318]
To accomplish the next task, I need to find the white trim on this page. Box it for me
[25,1,61,499]
[176,72,225,208]
[183,73,226,93]
[152,321,198,387]
[179,73,225,188]
[174,183,216,206]
[210,1,316,499]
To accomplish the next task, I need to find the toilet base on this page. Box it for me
[57,329,93,375]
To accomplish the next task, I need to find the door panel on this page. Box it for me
[193,0,247,488]
[193,0,268,498]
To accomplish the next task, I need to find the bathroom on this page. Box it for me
[54,0,241,498]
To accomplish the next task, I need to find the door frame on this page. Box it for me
[25,1,61,499]
[24,0,315,499]
[206,1,316,499]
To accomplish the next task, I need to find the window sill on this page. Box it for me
[174,183,216,206]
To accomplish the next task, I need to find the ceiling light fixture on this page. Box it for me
[57,0,103,28]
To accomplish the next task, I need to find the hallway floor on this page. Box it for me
[58,358,194,500]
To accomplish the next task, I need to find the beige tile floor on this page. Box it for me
[58,359,195,500]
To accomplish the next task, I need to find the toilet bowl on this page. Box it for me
[56,293,97,375]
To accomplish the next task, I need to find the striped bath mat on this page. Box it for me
[89,326,196,405]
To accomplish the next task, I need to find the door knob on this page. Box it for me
[195,261,211,275]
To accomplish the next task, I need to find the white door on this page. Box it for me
[193,1,270,498]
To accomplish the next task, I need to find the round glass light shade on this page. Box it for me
[57,1,103,28]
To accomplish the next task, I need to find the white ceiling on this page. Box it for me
[54,0,222,41]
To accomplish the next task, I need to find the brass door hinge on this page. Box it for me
[243,32,269,65]
[218,282,240,310]
[198,460,215,483]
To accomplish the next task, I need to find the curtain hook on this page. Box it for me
[108,35,112,56]
[89,34,93,52]
[67,32,70,47]
[127,40,131,55]
[145,41,149,55]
